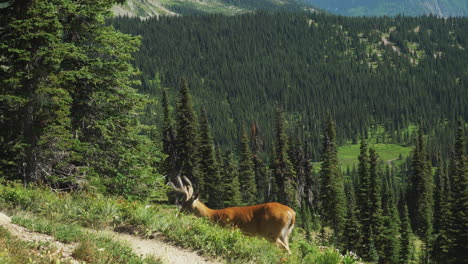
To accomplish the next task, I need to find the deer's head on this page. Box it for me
[168,176,199,213]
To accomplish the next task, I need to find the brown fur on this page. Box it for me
[191,200,296,253]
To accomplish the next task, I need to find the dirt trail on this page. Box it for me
[0,212,220,264]
[102,230,221,264]
[0,212,79,263]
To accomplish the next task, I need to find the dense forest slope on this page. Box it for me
[112,0,315,17]
[303,0,468,17]
[112,13,468,158]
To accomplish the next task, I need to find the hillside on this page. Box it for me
[111,0,315,17]
[112,13,468,158]
[303,0,468,17]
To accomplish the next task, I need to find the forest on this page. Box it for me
[1,0,467,263]
[112,12,468,160]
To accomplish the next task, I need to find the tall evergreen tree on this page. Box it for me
[272,109,297,209]
[238,125,257,205]
[356,136,371,256]
[199,107,222,208]
[162,88,177,177]
[175,80,201,189]
[399,203,413,264]
[408,123,434,257]
[368,148,384,259]
[208,145,225,209]
[221,150,242,208]
[251,123,269,203]
[380,178,401,264]
[344,182,362,253]
[0,0,161,197]
[357,136,371,216]
[447,121,468,263]
[319,118,347,241]
[432,158,451,262]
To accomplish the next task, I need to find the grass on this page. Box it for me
[313,142,412,172]
[338,143,412,169]
[0,226,73,264]
[10,213,161,264]
[0,183,359,264]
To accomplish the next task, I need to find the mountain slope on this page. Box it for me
[112,13,468,157]
[303,0,468,17]
[112,0,315,17]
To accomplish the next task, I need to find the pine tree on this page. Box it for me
[380,178,401,264]
[432,158,451,262]
[162,88,177,177]
[251,123,269,203]
[357,136,371,215]
[199,107,222,208]
[272,109,297,209]
[222,150,242,207]
[0,0,161,197]
[408,123,433,256]
[344,182,362,253]
[238,125,257,205]
[368,148,384,259]
[175,80,201,189]
[319,118,347,241]
[399,203,412,264]
[447,121,468,263]
[356,136,371,256]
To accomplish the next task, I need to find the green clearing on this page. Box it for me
[313,142,412,171]
[338,143,412,169]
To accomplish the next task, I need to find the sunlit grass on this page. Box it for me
[0,183,358,263]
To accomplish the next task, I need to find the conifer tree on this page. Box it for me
[272,109,297,209]
[222,150,242,207]
[162,88,177,176]
[432,158,451,262]
[176,80,201,189]
[344,182,362,253]
[199,107,222,208]
[215,144,226,204]
[356,136,371,256]
[408,123,433,255]
[251,123,269,203]
[319,118,346,241]
[399,203,413,264]
[380,178,401,264]
[238,125,257,205]
[447,121,468,263]
[357,136,370,215]
[0,0,161,196]
[368,148,384,259]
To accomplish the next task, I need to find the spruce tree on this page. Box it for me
[432,159,451,262]
[399,203,412,264]
[356,136,371,256]
[175,80,201,189]
[380,178,401,264]
[0,0,161,196]
[368,148,384,259]
[272,109,297,209]
[222,150,242,207]
[344,182,362,253]
[162,88,177,177]
[199,107,222,208]
[319,118,347,241]
[447,121,468,263]
[251,123,269,203]
[357,136,370,219]
[408,123,433,256]
[238,125,257,205]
